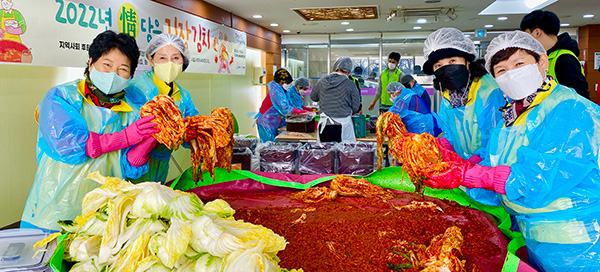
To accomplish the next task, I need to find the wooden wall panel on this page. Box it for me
[579,24,600,104]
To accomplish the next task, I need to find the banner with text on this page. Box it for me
[0,0,247,74]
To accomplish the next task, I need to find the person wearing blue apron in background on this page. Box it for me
[256,68,310,143]
[127,33,199,184]
[400,74,431,110]
[423,30,600,272]
[422,27,507,206]
[21,31,158,232]
[386,82,441,136]
[286,77,311,110]
[311,57,361,142]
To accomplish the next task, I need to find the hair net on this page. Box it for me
[146,33,191,71]
[386,82,406,94]
[484,30,546,73]
[333,57,353,73]
[294,77,310,88]
[422,28,476,74]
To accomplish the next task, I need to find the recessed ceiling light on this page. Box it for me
[474,41,481,45]
[560,23,570,27]
[583,14,595,18]
[270,23,279,27]
[413,26,422,30]
[283,30,290,33]
[485,24,494,28]
[253,15,263,19]
[341,21,351,25]
[464,34,471,37]
[346,28,354,32]
[498,16,508,21]
[416,18,427,24]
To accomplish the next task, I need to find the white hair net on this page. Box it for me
[423,28,475,61]
[386,82,406,94]
[294,77,310,88]
[333,57,353,73]
[146,33,191,71]
[484,30,546,73]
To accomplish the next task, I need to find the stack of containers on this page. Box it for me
[0,229,54,272]
[257,142,302,174]
[298,142,337,175]
[337,142,377,176]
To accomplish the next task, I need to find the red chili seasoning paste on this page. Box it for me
[215,190,507,272]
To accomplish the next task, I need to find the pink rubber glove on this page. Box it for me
[292,108,310,114]
[422,161,470,189]
[436,137,464,163]
[463,164,511,194]
[466,155,482,164]
[127,136,159,167]
[6,26,23,35]
[422,162,510,194]
[86,115,158,159]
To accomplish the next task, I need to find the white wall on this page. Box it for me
[0,48,263,227]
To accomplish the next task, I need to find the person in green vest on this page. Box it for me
[520,10,589,99]
[368,52,402,114]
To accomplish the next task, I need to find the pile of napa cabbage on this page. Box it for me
[35,172,302,272]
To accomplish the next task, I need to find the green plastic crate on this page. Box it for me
[352,114,366,138]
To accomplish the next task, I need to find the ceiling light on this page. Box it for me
[386,10,397,22]
[584,14,595,18]
[560,23,570,27]
[473,41,481,45]
[253,15,263,19]
[283,30,291,33]
[485,24,494,28]
[479,0,557,15]
[413,26,422,30]
[464,34,471,37]
[497,16,508,21]
[346,28,354,32]
[416,18,427,24]
[341,21,351,25]
[270,23,279,27]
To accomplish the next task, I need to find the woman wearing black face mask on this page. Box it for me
[422,28,507,205]
[423,28,506,160]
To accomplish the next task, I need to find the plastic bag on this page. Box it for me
[337,142,376,176]
[298,143,337,175]
[233,135,259,153]
[256,142,301,174]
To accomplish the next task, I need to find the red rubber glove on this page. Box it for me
[292,108,310,115]
[86,115,158,159]
[127,136,159,167]
[185,128,199,142]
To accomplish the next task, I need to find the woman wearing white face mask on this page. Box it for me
[128,33,199,184]
[22,30,158,231]
[286,77,311,110]
[422,31,600,272]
